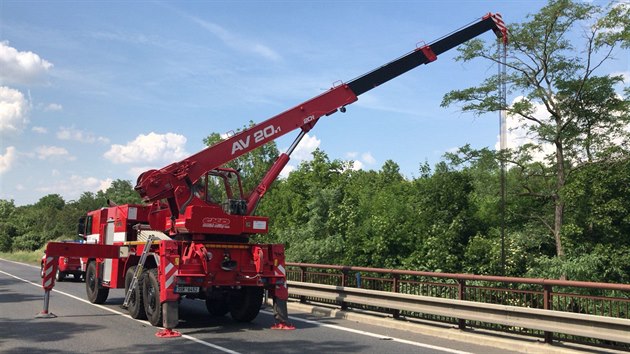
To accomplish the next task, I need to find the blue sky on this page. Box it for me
[1,0,626,206]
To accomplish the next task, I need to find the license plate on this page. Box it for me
[175,286,200,294]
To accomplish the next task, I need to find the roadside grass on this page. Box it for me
[0,249,43,266]
[1,237,84,266]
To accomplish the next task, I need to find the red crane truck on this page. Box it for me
[40,13,507,336]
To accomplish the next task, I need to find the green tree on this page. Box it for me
[338,162,417,269]
[0,199,17,251]
[262,149,349,263]
[9,195,68,250]
[442,0,630,261]
[404,162,479,272]
[97,179,142,205]
[36,194,65,210]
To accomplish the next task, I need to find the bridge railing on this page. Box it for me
[286,262,630,347]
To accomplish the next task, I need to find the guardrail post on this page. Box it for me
[543,284,553,344]
[341,269,349,310]
[299,266,307,303]
[458,280,466,330]
[392,274,401,319]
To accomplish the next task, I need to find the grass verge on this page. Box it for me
[0,250,42,266]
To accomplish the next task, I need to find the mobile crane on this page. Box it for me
[40,13,507,336]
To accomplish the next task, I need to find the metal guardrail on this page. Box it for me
[286,262,630,346]
[288,281,630,344]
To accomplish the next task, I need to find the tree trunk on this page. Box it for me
[554,136,566,280]
[553,198,564,258]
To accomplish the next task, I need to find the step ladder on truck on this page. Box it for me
[38,12,508,337]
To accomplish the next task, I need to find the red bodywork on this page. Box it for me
[40,251,84,281]
[44,204,286,298]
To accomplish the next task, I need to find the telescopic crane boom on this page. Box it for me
[134,13,507,232]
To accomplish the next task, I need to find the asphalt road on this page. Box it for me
[1,258,519,354]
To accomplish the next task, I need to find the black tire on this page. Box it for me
[125,266,146,320]
[40,263,44,278]
[205,293,230,317]
[229,287,263,322]
[56,269,65,282]
[143,268,162,327]
[86,261,109,304]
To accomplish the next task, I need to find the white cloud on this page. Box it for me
[0,146,17,174]
[44,103,63,111]
[32,126,47,134]
[350,159,364,171]
[36,175,112,199]
[345,151,377,171]
[0,41,53,85]
[190,17,281,62]
[104,132,188,164]
[361,152,376,165]
[277,133,321,178]
[0,86,30,133]
[128,165,160,179]
[292,133,321,161]
[57,126,110,144]
[278,164,295,179]
[35,145,75,160]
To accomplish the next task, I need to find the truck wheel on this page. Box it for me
[56,269,65,282]
[125,266,146,320]
[86,261,109,304]
[229,287,263,322]
[205,294,230,317]
[143,268,163,327]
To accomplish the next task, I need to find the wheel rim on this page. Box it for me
[147,282,157,313]
[88,270,96,292]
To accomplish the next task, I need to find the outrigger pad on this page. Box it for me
[270,322,296,330]
[155,328,182,338]
[35,311,57,319]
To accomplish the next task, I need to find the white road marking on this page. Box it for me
[3,258,473,354]
[262,310,475,354]
[0,258,240,354]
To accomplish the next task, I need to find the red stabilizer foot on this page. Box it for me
[271,322,296,330]
[155,328,182,338]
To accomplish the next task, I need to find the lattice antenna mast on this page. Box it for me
[498,24,508,276]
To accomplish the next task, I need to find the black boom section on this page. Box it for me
[347,49,436,96]
[347,17,497,97]
[430,17,497,55]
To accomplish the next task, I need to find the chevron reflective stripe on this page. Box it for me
[43,257,55,289]
[45,257,54,277]
[164,261,176,289]
[491,13,506,31]
[490,13,508,43]
[275,264,286,278]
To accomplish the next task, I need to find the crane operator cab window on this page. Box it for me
[195,168,247,215]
